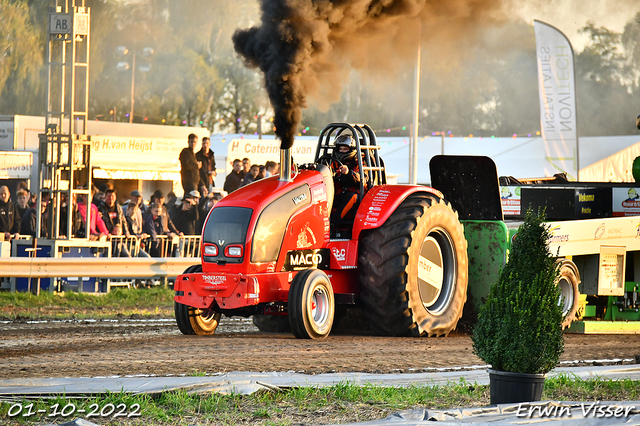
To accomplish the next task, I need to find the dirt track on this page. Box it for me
[1,317,639,380]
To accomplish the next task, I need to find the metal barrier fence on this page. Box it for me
[138,235,201,258]
[0,257,198,279]
[110,236,141,257]
[0,235,201,293]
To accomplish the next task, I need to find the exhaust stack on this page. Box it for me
[279,148,293,182]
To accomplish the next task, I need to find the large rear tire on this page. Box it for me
[557,259,580,329]
[288,269,335,339]
[175,264,222,336]
[359,194,468,337]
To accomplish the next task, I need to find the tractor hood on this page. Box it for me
[201,168,332,268]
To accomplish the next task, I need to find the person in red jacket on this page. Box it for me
[76,191,109,239]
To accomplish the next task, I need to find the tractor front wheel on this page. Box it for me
[359,194,468,337]
[288,269,335,339]
[175,264,222,336]
[557,259,581,329]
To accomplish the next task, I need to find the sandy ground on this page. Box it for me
[0,317,639,380]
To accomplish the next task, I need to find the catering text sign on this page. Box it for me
[226,138,317,168]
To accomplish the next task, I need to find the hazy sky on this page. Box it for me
[515,0,640,49]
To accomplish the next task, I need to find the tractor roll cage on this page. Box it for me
[315,123,387,199]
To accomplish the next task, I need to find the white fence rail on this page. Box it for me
[0,257,199,279]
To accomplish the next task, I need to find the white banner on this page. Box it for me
[534,20,579,180]
[90,135,183,171]
[226,138,317,169]
[0,151,32,179]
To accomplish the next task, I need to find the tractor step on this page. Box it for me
[565,320,640,334]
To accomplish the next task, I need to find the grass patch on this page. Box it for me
[0,287,175,320]
[0,376,637,425]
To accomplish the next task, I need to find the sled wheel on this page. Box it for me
[253,314,292,333]
[174,264,222,336]
[288,269,335,339]
[359,193,468,337]
[557,259,581,329]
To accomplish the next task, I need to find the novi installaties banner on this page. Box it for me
[534,20,579,180]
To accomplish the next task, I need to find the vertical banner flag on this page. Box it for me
[534,20,579,180]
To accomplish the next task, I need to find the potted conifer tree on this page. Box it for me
[472,208,564,404]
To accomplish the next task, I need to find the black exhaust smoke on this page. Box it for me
[232,0,511,150]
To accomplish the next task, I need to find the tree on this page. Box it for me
[0,0,44,115]
[214,56,268,134]
[576,22,636,136]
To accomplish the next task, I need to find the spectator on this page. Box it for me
[197,192,223,234]
[125,201,146,239]
[166,191,177,211]
[179,133,202,194]
[98,182,113,193]
[150,190,182,237]
[241,164,260,187]
[20,197,49,238]
[240,157,251,180]
[99,189,130,236]
[172,190,200,236]
[199,185,209,199]
[15,189,29,220]
[17,180,28,193]
[143,204,168,257]
[265,161,277,177]
[197,186,210,223]
[99,189,131,257]
[92,191,105,206]
[196,137,216,191]
[76,191,109,240]
[125,201,150,257]
[257,165,266,180]
[127,189,148,217]
[223,159,243,193]
[0,185,20,240]
[29,192,37,208]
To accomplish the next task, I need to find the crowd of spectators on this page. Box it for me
[223,157,274,194]
[0,181,224,258]
[1,132,286,259]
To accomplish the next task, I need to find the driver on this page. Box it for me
[329,134,367,222]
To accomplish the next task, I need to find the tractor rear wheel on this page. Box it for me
[557,259,581,329]
[359,194,468,337]
[288,268,335,339]
[175,265,222,335]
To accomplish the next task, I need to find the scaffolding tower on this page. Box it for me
[38,0,91,240]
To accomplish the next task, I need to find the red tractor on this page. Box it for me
[174,123,469,339]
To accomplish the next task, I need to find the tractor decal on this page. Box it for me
[282,249,330,271]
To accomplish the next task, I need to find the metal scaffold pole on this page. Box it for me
[40,0,91,241]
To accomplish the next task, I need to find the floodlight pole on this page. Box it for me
[410,22,421,185]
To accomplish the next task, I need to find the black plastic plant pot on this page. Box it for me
[488,369,546,405]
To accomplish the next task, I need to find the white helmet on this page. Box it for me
[333,134,356,163]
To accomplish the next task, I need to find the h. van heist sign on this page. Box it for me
[92,137,155,154]
[89,135,184,170]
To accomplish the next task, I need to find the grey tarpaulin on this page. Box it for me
[335,402,640,425]
[1,365,640,397]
